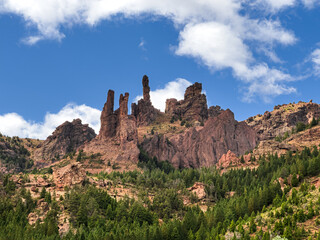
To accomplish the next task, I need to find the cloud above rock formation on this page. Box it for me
[134,78,192,112]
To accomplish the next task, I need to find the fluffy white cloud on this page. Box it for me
[175,22,296,102]
[0,0,310,100]
[134,78,192,111]
[0,103,101,139]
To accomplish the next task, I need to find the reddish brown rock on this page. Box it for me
[131,75,160,126]
[208,105,223,118]
[246,101,320,140]
[85,90,139,165]
[165,82,208,122]
[217,150,240,169]
[34,119,96,162]
[141,109,257,168]
[99,90,117,139]
[142,75,150,102]
[53,163,86,189]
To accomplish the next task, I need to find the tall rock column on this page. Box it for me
[119,93,129,117]
[142,75,151,102]
[131,75,160,126]
[98,90,117,139]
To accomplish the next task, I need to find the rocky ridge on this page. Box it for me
[141,109,257,168]
[246,101,320,141]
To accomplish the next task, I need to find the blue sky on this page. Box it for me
[0,0,320,139]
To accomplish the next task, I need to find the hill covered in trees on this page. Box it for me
[1,146,320,239]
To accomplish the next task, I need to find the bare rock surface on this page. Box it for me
[141,109,257,168]
[217,150,241,169]
[165,82,208,123]
[84,89,139,166]
[34,119,96,163]
[131,75,160,126]
[246,101,320,140]
[53,162,86,189]
[188,182,206,200]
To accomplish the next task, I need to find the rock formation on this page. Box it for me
[99,90,117,138]
[217,150,241,169]
[97,91,138,149]
[53,162,86,189]
[34,119,96,162]
[165,82,208,123]
[141,109,257,168]
[84,90,139,165]
[188,182,206,200]
[131,75,160,126]
[246,101,320,140]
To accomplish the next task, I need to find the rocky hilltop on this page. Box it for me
[244,101,320,157]
[33,119,96,163]
[246,101,320,140]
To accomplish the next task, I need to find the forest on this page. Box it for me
[1,146,320,239]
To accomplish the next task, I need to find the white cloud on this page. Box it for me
[134,78,192,111]
[311,49,320,75]
[254,0,296,12]
[301,0,318,8]
[0,0,308,101]
[0,103,101,140]
[175,22,296,102]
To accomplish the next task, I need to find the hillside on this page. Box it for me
[1,76,320,239]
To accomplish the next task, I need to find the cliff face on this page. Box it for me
[141,109,257,168]
[165,82,208,123]
[34,119,96,162]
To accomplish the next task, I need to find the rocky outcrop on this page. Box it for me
[188,182,206,200]
[217,150,241,168]
[246,101,320,140]
[84,89,139,165]
[252,140,297,157]
[98,90,138,149]
[99,90,117,138]
[208,105,223,118]
[141,109,257,168]
[165,82,208,123]
[53,162,86,189]
[34,119,96,162]
[131,75,160,126]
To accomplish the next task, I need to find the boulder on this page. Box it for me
[188,182,206,200]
